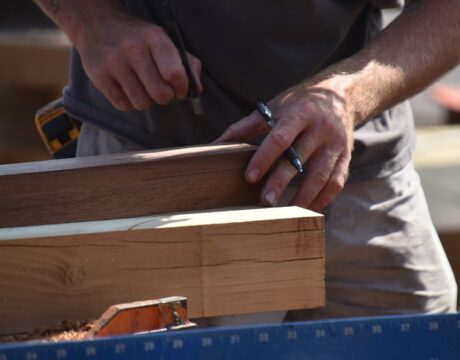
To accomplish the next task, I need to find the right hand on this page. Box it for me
[215,80,355,212]
[74,12,202,111]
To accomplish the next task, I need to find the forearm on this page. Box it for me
[33,0,126,48]
[314,0,460,126]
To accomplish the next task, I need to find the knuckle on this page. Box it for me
[121,39,143,55]
[113,100,132,112]
[334,131,349,150]
[300,135,316,152]
[329,176,345,194]
[288,109,307,128]
[191,57,202,72]
[319,118,336,134]
[90,70,109,89]
[143,24,166,40]
[270,129,292,150]
[299,99,315,112]
[258,120,270,134]
[130,92,151,110]
[295,195,312,209]
[254,149,273,170]
[124,45,148,67]
[151,88,174,105]
[132,99,151,110]
[226,123,239,136]
[313,197,329,211]
[105,51,122,71]
[324,150,340,168]
[292,100,310,116]
[313,170,330,187]
[150,29,177,55]
[107,91,131,112]
[162,66,185,84]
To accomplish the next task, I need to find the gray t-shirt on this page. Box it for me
[64,0,414,181]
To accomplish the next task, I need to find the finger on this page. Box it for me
[126,45,175,105]
[432,84,460,112]
[290,148,340,209]
[108,58,153,110]
[214,111,269,143]
[150,36,189,99]
[93,74,134,112]
[308,153,350,211]
[244,112,310,183]
[258,130,321,206]
[186,53,203,94]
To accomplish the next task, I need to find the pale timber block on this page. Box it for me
[202,259,324,316]
[0,144,261,227]
[200,211,324,316]
[0,206,324,335]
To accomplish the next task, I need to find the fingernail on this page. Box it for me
[264,190,278,205]
[247,169,260,182]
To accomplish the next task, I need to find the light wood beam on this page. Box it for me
[0,206,324,335]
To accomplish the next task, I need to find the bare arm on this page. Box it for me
[32,0,124,41]
[329,0,460,125]
[33,0,202,111]
[218,0,460,211]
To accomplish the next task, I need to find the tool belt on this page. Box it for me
[35,97,81,159]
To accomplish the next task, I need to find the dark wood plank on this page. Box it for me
[0,144,261,227]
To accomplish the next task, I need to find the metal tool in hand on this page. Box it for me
[161,1,203,115]
[256,100,303,173]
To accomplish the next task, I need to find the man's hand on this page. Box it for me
[33,0,202,112]
[216,82,355,211]
[217,0,460,211]
[75,12,202,112]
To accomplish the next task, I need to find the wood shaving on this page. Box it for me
[0,320,95,343]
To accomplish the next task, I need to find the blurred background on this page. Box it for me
[0,1,69,164]
[0,3,459,303]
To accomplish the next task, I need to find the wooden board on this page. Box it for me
[0,144,261,227]
[0,206,325,335]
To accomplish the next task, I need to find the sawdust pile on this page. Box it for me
[0,320,95,343]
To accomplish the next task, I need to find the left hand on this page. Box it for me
[215,81,356,211]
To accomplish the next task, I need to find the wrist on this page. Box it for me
[310,74,361,131]
[312,57,400,129]
[64,3,129,51]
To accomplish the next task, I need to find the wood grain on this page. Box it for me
[0,144,261,227]
[0,206,324,335]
